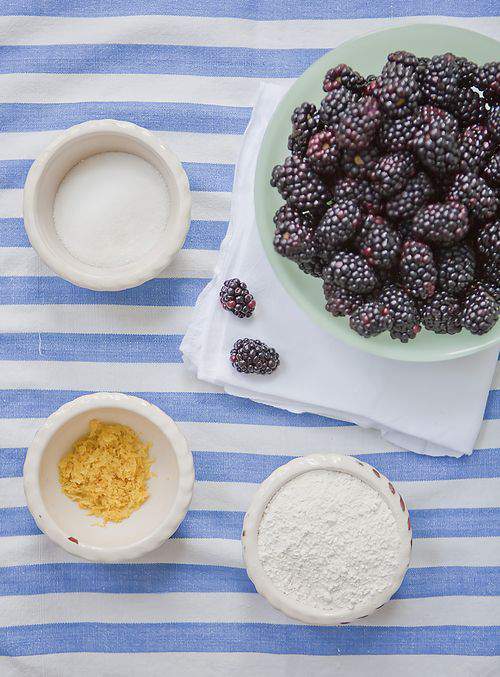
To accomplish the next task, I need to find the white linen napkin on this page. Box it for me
[181,83,498,457]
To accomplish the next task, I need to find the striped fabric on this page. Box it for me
[0,4,498,676]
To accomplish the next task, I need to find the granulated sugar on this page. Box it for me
[257,470,402,612]
[54,152,169,268]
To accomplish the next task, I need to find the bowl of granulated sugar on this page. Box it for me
[242,453,412,625]
[23,119,191,291]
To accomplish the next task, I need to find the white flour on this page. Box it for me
[257,470,402,612]
[54,152,169,268]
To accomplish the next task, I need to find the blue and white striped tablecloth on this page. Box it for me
[0,3,498,675]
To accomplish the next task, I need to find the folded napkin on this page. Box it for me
[181,83,498,457]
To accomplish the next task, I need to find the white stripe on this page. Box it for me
[0,592,496,628]
[0,247,218,278]
[0,654,494,677]
[0,189,231,221]
[0,130,241,164]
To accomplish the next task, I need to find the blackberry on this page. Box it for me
[420,290,462,334]
[413,117,460,175]
[358,215,402,270]
[337,97,381,150]
[420,105,460,135]
[373,68,420,118]
[333,177,383,215]
[270,155,331,214]
[476,220,499,261]
[297,255,328,278]
[288,102,322,155]
[451,87,487,127]
[220,279,256,318]
[323,64,366,93]
[448,173,498,224]
[461,287,499,335]
[378,283,421,342]
[323,251,378,294]
[319,87,357,127]
[378,114,421,152]
[419,53,460,109]
[458,125,494,174]
[412,202,469,244]
[385,172,434,222]
[349,301,393,338]
[273,205,315,261]
[399,240,437,300]
[481,257,500,287]
[487,104,500,144]
[455,56,479,86]
[323,281,364,317]
[476,62,500,104]
[473,280,500,304]
[341,146,380,180]
[436,243,476,294]
[369,152,416,198]
[230,338,279,374]
[314,200,363,252]
[387,51,419,70]
[306,129,341,174]
[482,152,500,188]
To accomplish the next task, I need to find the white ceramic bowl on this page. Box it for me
[242,453,412,625]
[23,392,194,562]
[23,119,191,291]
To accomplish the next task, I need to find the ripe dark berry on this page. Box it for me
[220,279,256,318]
[451,87,487,127]
[288,102,322,155]
[385,172,434,223]
[412,202,469,244]
[378,114,421,152]
[349,302,393,338]
[413,116,460,176]
[323,64,366,93]
[273,205,315,262]
[400,240,437,300]
[297,255,328,278]
[458,125,494,174]
[378,283,421,342]
[481,257,500,287]
[270,155,331,214]
[358,215,401,270]
[482,152,500,188]
[319,87,357,127]
[306,129,341,174]
[341,146,380,180]
[419,53,460,109]
[421,291,462,334]
[373,68,420,118]
[315,200,363,252]
[323,251,378,294]
[323,281,364,317]
[230,338,279,374]
[461,287,499,335]
[419,105,459,136]
[476,62,500,104]
[333,177,383,215]
[448,173,498,224]
[477,220,499,261]
[487,104,500,144]
[369,152,416,198]
[337,97,382,150]
[436,243,476,295]
[387,51,419,70]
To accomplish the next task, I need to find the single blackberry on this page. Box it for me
[288,102,322,155]
[487,104,500,144]
[323,64,366,93]
[306,129,341,174]
[358,215,402,270]
[230,338,279,374]
[482,152,500,188]
[458,125,494,174]
[419,105,460,135]
[419,53,460,109]
[220,278,256,318]
[377,283,421,342]
[481,257,500,287]
[314,200,363,252]
[333,177,383,215]
[369,152,416,198]
[413,117,460,175]
[349,301,393,338]
[420,290,462,334]
[341,146,380,180]
[319,87,357,127]
[436,243,476,294]
[461,287,499,335]
[373,68,420,118]
[411,202,469,244]
[387,50,419,70]
[472,280,500,304]
[337,96,382,150]
[385,172,434,222]
[399,240,437,300]
[476,220,499,261]
[323,281,364,317]
[323,251,378,294]
[476,62,500,104]
[270,155,331,214]
[451,87,487,127]
[448,173,498,224]
[455,56,479,86]
[378,114,421,152]
[272,205,316,261]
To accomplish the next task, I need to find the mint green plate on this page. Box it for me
[255,24,499,362]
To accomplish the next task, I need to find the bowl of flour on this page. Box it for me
[23,119,191,291]
[242,454,412,625]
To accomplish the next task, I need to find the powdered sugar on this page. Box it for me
[257,470,402,612]
[54,152,169,268]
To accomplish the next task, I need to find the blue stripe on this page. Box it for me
[0,159,234,193]
[0,622,497,656]
[0,218,228,250]
[0,102,250,134]
[0,333,183,363]
[0,563,497,599]
[0,390,350,427]
[0,44,325,78]
[1,1,495,19]
[1,506,498,540]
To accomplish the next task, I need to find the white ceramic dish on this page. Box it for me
[23,392,194,562]
[242,453,412,625]
[23,119,191,291]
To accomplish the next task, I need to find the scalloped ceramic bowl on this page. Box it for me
[255,24,500,361]
[23,393,194,562]
[24,119,191,291]
[242,454,412,625]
